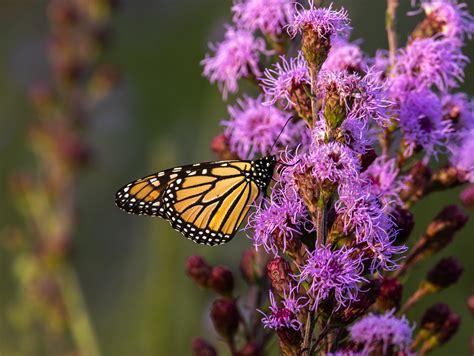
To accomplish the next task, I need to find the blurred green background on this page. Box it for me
[0,0,472,355]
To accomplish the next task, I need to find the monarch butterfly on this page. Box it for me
[115,156,277,246]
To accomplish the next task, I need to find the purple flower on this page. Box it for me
[277,140,360,188]
[260,52,310,107]
[335,182,404,271]
[202,26,267,99]
[390,38,468,97]
[297,245,367,310]
[248,184,312,254]
[318,70,392,128]
[399,91,452,158]
[418,0,474,42]
[287,2,351,39]
[321,39,367,73]
[232,0,294,36]
[310,141,360,185]
[260,289,305,330]
[442,92,474,132]
[450,129,474,182]
[363,156,407,210]
[222,95,298,159]
[349,310,414,354]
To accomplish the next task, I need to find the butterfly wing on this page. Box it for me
[115,160,263,245]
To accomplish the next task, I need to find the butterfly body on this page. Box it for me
[115,156,276,245]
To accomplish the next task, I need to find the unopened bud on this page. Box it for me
[460,185,474,210]
[359,147,378,173]
[324,84,348,129]
[208,265,234,297]
[400,162,432,205]
[185,255,212,288]
[426,257,463,290]
[337,279,380,323]
[192,337,217,356]
[210,298,240,340]
[237,341,262,356]
[240,249,258,284]
[468,293,474,317]
[398,205,467,276]
[376,277,403,311]
[421,303,451,334]
[437,312,461,344]
[211,134,239,160]
[420,312,461,353]
[392,206,415,244]
[266,257,291,295]
[277,327,302,355]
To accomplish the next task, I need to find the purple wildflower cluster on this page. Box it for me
[191,1,473,354]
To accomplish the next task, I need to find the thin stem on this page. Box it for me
[57,267,101,356]
[309,65,320,127]
[316,207,325,246]
[301,311,314,355]
[386,0,399,69]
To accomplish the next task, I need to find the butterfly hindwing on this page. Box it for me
[115,156,277,245]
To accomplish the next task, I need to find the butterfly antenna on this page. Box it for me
[270,116,294,154]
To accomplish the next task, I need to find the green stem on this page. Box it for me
[57,266,101,356]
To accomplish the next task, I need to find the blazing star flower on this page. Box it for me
[336,182,398,254]
[232,0,294,36]
[222,95,297,159]
[202,26,267,99]
[260,289,305,330]
[450,129,474,182]
[309,141,360,185]
[248,184,312,254]
[419,0,474,42]
[349,310,414,354]
[442,92,474,132]
[363,156,407,210]
[399,91,452,158]
[390,38,468,97]
[322,39,367,73]
[260,52,311,107]
[297,245,367,310]
[318,70,392,128]
[287,2,351,39]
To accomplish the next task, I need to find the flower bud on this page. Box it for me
[208,265,234,297]
[426,256,463,290]
[460,185,474,210]
[420,312,461,353]
[210,298,240,340]
[277,327,302,356]
[185,255,212,288]
[421,303,451,334]
[324,83,348,129]
[376,277,403,311]
[191,337,217,356]
[399,205,467,275]
[240,249,257,284]
[413,303,451,349]
[392,206,415,244]
[337,279,380,323]
[468,293,474,317]
[266,257,291,295]
[289,83,313,122]
[211,134,239,160]
[359,147,378,173]
[400,161,432,205]
[237,341,261,356]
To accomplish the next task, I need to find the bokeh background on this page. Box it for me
[0,0,472,355]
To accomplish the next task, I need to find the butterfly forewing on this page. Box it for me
[115,157,276,245]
